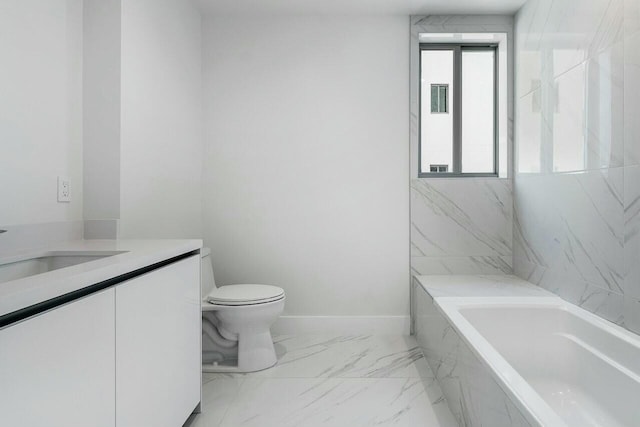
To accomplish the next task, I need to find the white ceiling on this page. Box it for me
[193,0,527,16]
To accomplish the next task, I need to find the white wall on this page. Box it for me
[118,0,203,238]
[0,0,83,226]
[202,16,410,317]
[83,0,121,222]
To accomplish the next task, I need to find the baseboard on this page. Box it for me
[272,315,410,335]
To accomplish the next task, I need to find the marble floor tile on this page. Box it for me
[189,377,243,427]
[206,334,432,379]
[219,377,456,427]
[191,334,456,427]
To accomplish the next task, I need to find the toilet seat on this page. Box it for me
[205,284,285,306]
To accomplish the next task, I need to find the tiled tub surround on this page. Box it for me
[411,179,513,276]
[513,170,628,324]
[410,16,515,277]
[412,275,640,427]
[412,275,547,426]
[514,0,640,334]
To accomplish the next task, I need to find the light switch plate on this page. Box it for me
[57,176,71,202]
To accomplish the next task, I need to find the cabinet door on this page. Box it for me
[0,289,116,427]
[116,255,200,427]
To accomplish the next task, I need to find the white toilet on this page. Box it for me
[200,248,285,373]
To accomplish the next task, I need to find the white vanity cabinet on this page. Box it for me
[0,250,201,427]
[0,289,116,427]
[115,255,201,427]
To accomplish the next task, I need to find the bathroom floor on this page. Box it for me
[188,334,457,427]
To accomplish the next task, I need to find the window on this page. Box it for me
[430,164,449,173]
[431,84,448,113]
[419,44,498,177]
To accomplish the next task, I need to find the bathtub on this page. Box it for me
[436,296,640,427]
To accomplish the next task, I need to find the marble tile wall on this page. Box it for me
[514,0,640,334]
[410,16,515,277]
[411,179,513,276]
[412,280,534,427]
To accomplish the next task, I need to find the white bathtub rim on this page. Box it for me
[435,296,640,427]
[437,296,640,353]
[435,296,600,427]
[435,296,559,427]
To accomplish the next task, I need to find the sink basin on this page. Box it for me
[0,251,127,284]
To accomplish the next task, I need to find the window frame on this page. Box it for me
[418,43,499,178]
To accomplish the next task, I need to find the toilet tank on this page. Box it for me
[200,248,217,297]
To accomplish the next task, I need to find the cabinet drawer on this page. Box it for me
[115,255,200,427]
[0,289,116,427]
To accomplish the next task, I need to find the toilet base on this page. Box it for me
[202,337,278,373]
[202,329,278,373]
[201,298,284,373]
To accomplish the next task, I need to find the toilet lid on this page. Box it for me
[206,284,285,306]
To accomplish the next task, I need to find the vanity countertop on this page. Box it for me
[0,239,202,319]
